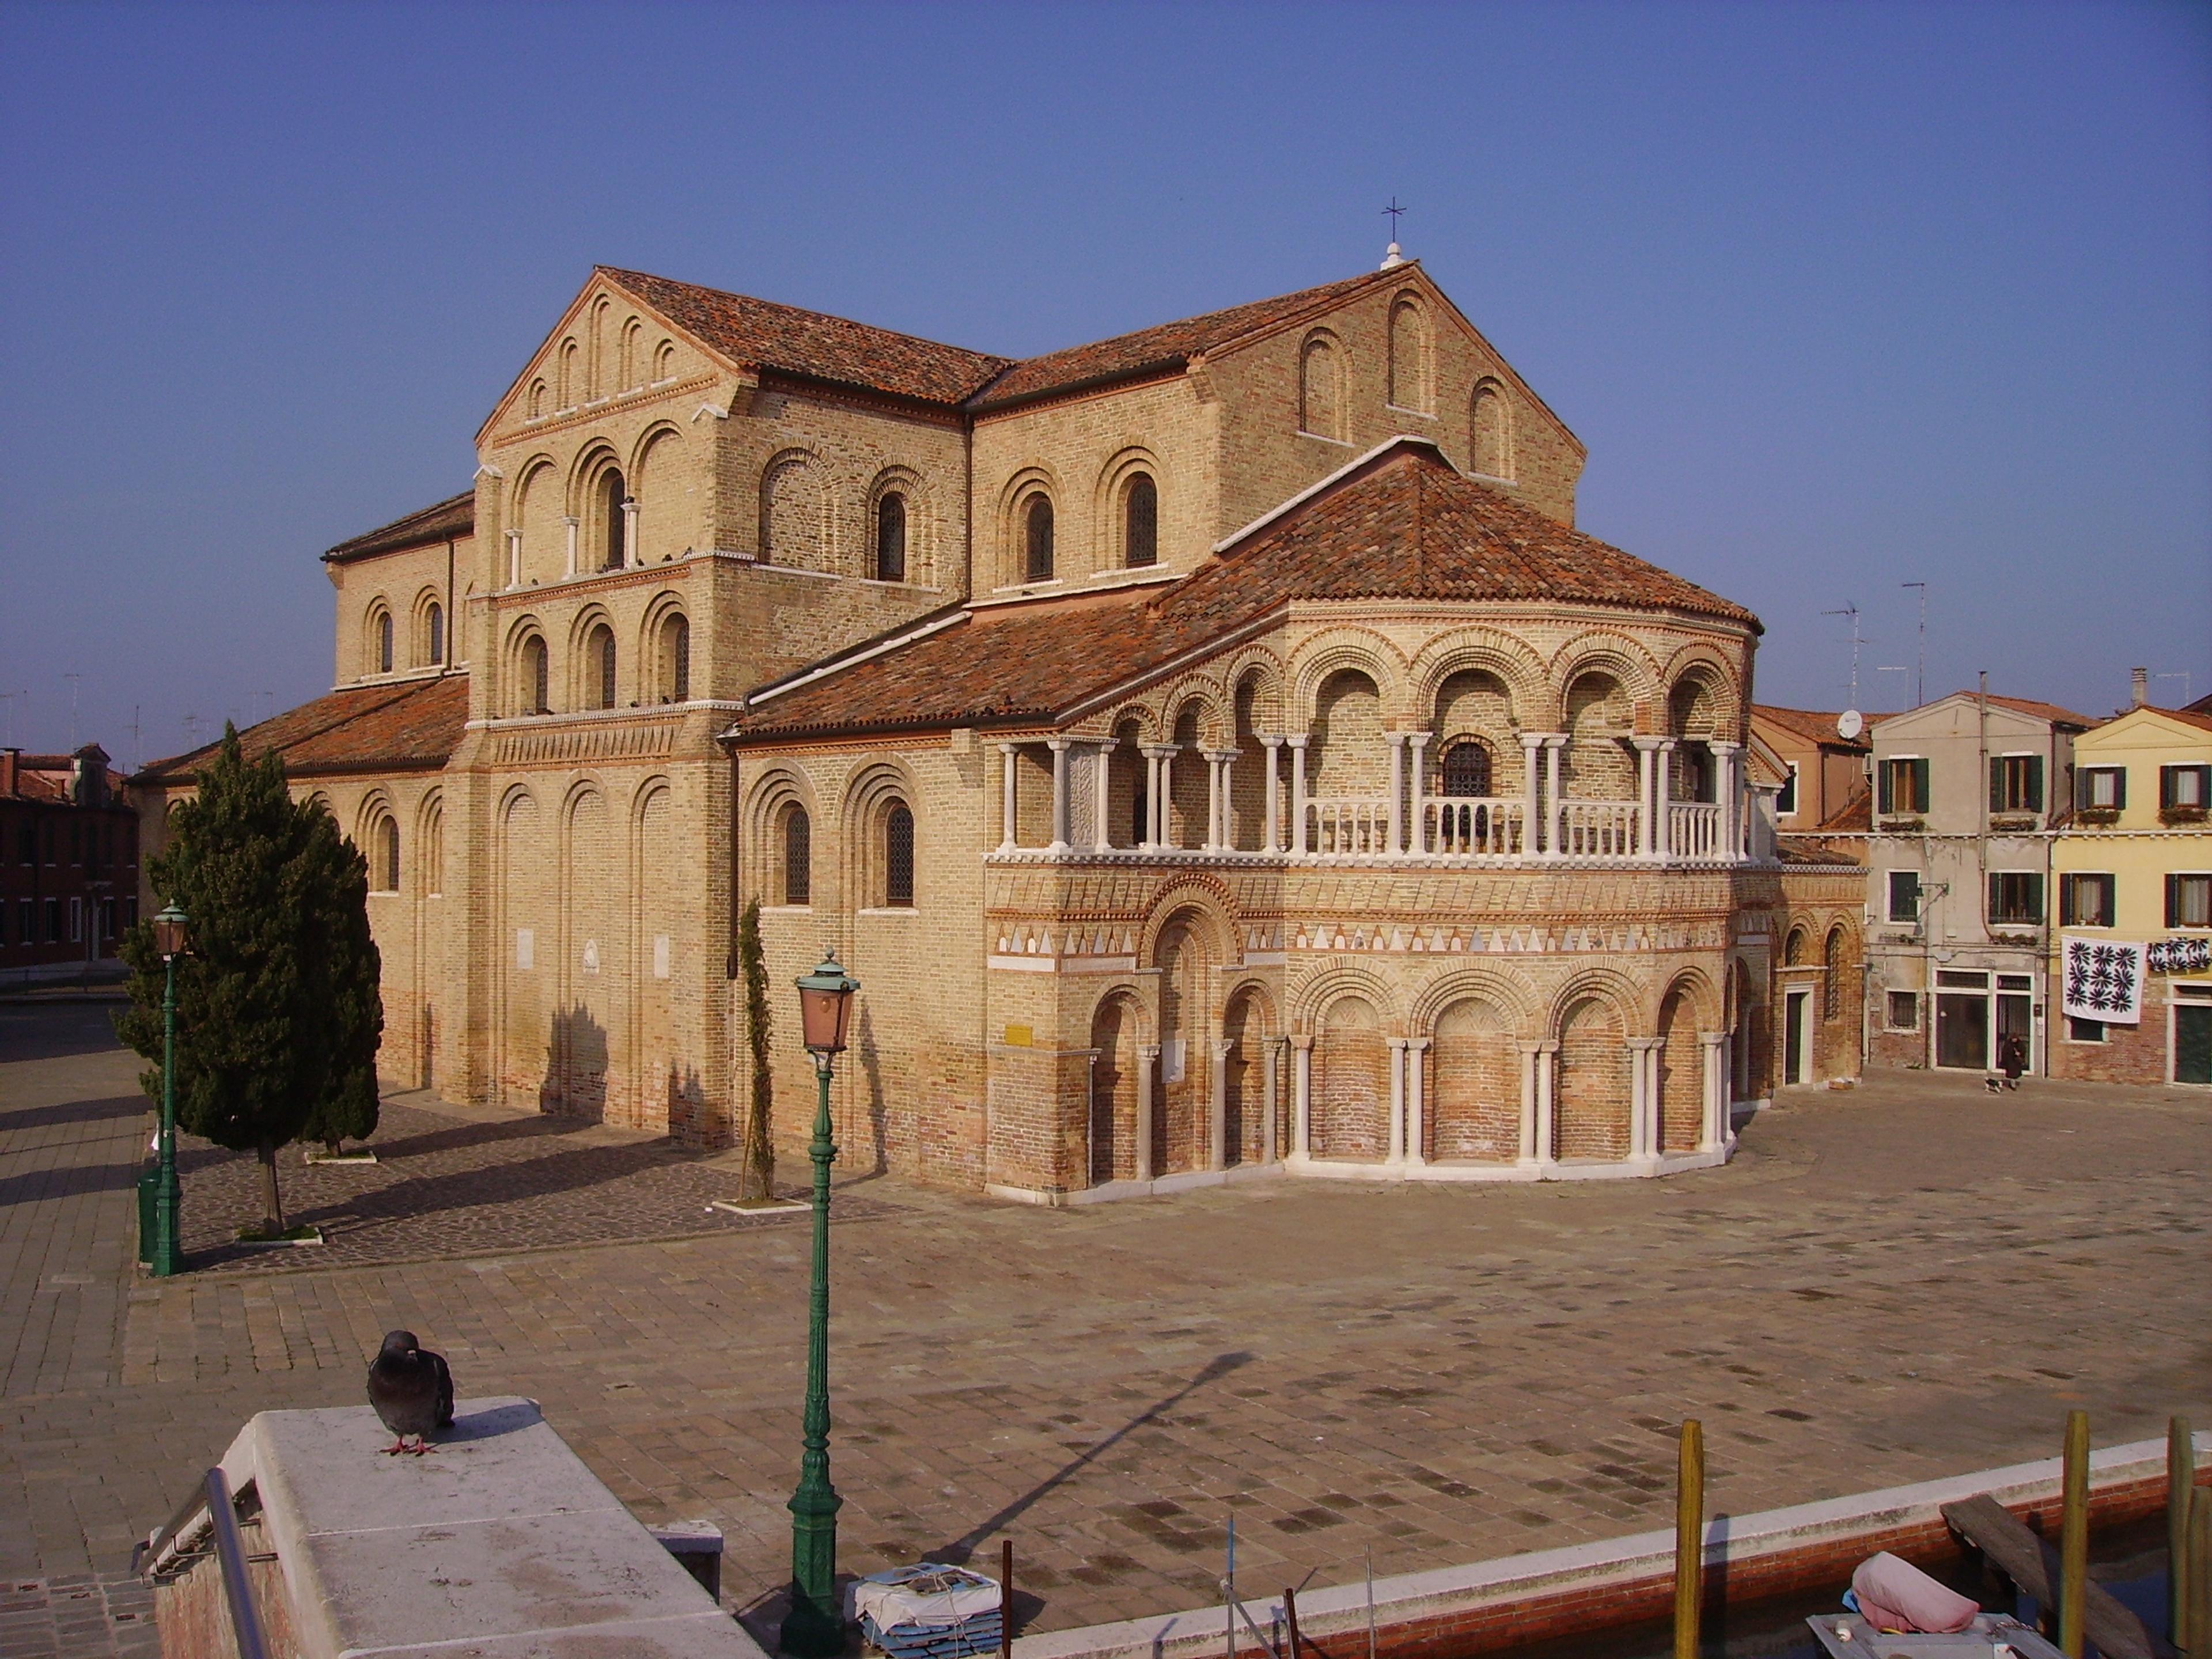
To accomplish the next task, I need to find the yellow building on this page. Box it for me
[2048,702,2212,1086]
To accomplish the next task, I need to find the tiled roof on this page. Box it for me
[1752,704,1874,749]
[969,269,1401,410]
[733,440,1758,741]
[133,676,469,786]
[1943,691,2101,729]
[1816,786,1872,832]
[323,491,476,563]
[601,268,1013,406]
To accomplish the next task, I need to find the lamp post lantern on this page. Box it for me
[148,903,189,1278]
[782,947,858,1657]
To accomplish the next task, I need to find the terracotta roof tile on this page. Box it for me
[1752,704,1875,749]
[602,268,1013,406]
[1816,786,1872,832]
[734,441,1756,741]
[133,677,469,786]
[969,268,1400,409]
[1938,691,2101,729]
[323,491,475,563]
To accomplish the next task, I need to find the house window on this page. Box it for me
[1023,495,1054,582]
[523,635,550,714]
[2067,1017,2107,1043]
[16,822,31,863]
[1440,740,1493,797]
[1989,753,2044,813]
[588,624,616,710]
[2161,764,2210,811]
[1124,474,1157,568]
[884,804,915,907]
[377,611,395,674]
[44,896,60,941]
[876,493,907,583]
[2060,872,2116,927]
[1880,756,1931,815]
[69,897,82,942]
[426,602,445,665]
[2168,873,2212,929]
[782,806,811,906]
[1887,869,1921,923]
[1987,871,2045,926]
[1776,763,1799,817]
[1886,991,1919,1031]
[2078,766,2126,811]
[377,819,400,893]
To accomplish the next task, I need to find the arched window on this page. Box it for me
[426,602,445,666]
[600,469,627,570]
[376,611,394,674]
[527,379,546,419]
[654,340,676,381]
[522,635,549,714]
[587,624,616,709]
[1124,474,1157,568]
[1441,740,1493,797]
[376,817,400,893]
[1388,299,1430,412]
[1300,334,1343,440]
[1823,927,1844,1020]
[876,493,907,582]
[1023,494,1054,582]
[1784,926,1808,967]
[884,804,915,906]
[782,806,811,905]
[658,613,690,702]
[1472,381,1512,478]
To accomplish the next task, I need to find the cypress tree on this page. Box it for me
[118,726,383,1237]
[738,899,776,1200]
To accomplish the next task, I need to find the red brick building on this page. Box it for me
[1,745,139,986]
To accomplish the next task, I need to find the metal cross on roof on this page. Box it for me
[1382,197,1406,237]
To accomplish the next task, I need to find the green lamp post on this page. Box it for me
[148,902,190,1278]
[782,946,858,1657]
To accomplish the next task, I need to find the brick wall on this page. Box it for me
[1556,998,1628,1159]
[1428,1001,1518,1160]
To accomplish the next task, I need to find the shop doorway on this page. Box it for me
[2175,986,2212,1085]
[1783,988,1810,1086]
[1936,969,1989,1070]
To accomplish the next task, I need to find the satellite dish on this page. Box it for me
[1836,709,1865,740]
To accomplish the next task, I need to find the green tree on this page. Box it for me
[118,726,384,1236]
[738,899,777,1200]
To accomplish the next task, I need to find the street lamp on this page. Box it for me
[148,903,190,1278]
[782,947,858,1657]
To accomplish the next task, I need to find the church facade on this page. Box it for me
[133,257,1864,1198]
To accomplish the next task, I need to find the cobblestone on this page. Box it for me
[4,1001,2209,1637]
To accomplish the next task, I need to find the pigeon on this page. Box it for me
[366,1330,454,1456]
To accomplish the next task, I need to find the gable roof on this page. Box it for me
[968,268,1399,411]
[1751,704,1875,749]
[323,491,476,564]
[132,676,469,787]
[730,439,1755,743]
[1958,691,2100,728]
[601,267,1014,406]
[2076,703,2212,743]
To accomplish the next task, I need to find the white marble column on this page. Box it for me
[562,516,579,578]
[1092,739,1116,851]
[1700,1030,1729,1151]
[998,743,1018,853]
[1653,739,1676,859]
[1209,1039,1232,1171]
[619,498,639,569]
[1517,1041,1542,1166]
[1633,737,1662,858]
[1711,740,1742,863]
[1386,733,1406,855]
[1260,736,1283,853]
[1291,1034,1313,1158]
[1386,1036,1409,1163]
[1520,735,1546,855]
[1263,1038,1282,1164]
[1204,749,1236,851]
[1136,1044,1159,1183]
[1405,1036,1430,1166]
[1141,745,1176,849]
[1048,738,1071,853]
[505,529,522,589]
[1289,736,1310,855]
[1534,1039,1559,1168]
[1627,1037,1662,1164]
[1545,736,1568,858]
[1406,733,1431,855]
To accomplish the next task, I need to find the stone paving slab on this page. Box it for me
[3,1001,2209,1638]
[0,1577,159,1659]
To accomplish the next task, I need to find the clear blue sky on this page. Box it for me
[2,0,2207,764]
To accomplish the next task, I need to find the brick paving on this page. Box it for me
[3,997,2209,1642]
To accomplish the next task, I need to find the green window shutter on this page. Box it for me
[2025,755,2044,811]
[2169,873,2181,928]
[1877,762,1892,815]
[1989,758,2003,813]
[2061,876,2077,926]
[2115,768,2127,809]
[2026,874,2044,922]
[1987,872,2002,919]
[2098,874,2115,925]
[1914,758,1931,813]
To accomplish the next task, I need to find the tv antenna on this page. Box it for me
[1900,581,1927,706]
[2153,671,2192,706]
[1822,604,1865,709]
[64,672,81,749]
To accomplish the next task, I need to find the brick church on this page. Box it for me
[133,252,1865,1199]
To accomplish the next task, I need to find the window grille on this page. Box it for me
[783,808,811,906]
[1441,741,1492,797]
[1024,496,1054,582]
[876,494,907,582]
[885,804,915,906]
[1124,476,1157,568]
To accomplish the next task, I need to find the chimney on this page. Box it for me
[1,748,16,797]
[2131,666,2149,707]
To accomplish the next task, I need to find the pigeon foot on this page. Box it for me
[410,1440,438,1456]
[379,1438,412,1456]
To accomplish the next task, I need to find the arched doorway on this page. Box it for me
[1429,998,1518,1161]
[1221,987,1276,1165]
[1088,993,1145,1184]
[1313,994,1389,1161]
[1556,996,1628,1160]
[1154,917,1211,1174]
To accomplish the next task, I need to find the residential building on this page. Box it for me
[134,257,1863,1196]
[1862,690,2097,1077]
[2,745,139,986]
[2047,700,2212,1086]
[1751,704,1873,834]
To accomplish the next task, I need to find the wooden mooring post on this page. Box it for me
[2188,1485,2211,1657]
[1675,1419,1703,1659]
[2173,1416,2195,1656]
[2059,1409,2089,1658]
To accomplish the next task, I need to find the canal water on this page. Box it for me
[1492,1514,2173,1659]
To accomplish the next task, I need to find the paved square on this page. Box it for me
[3,997,2207,1643]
